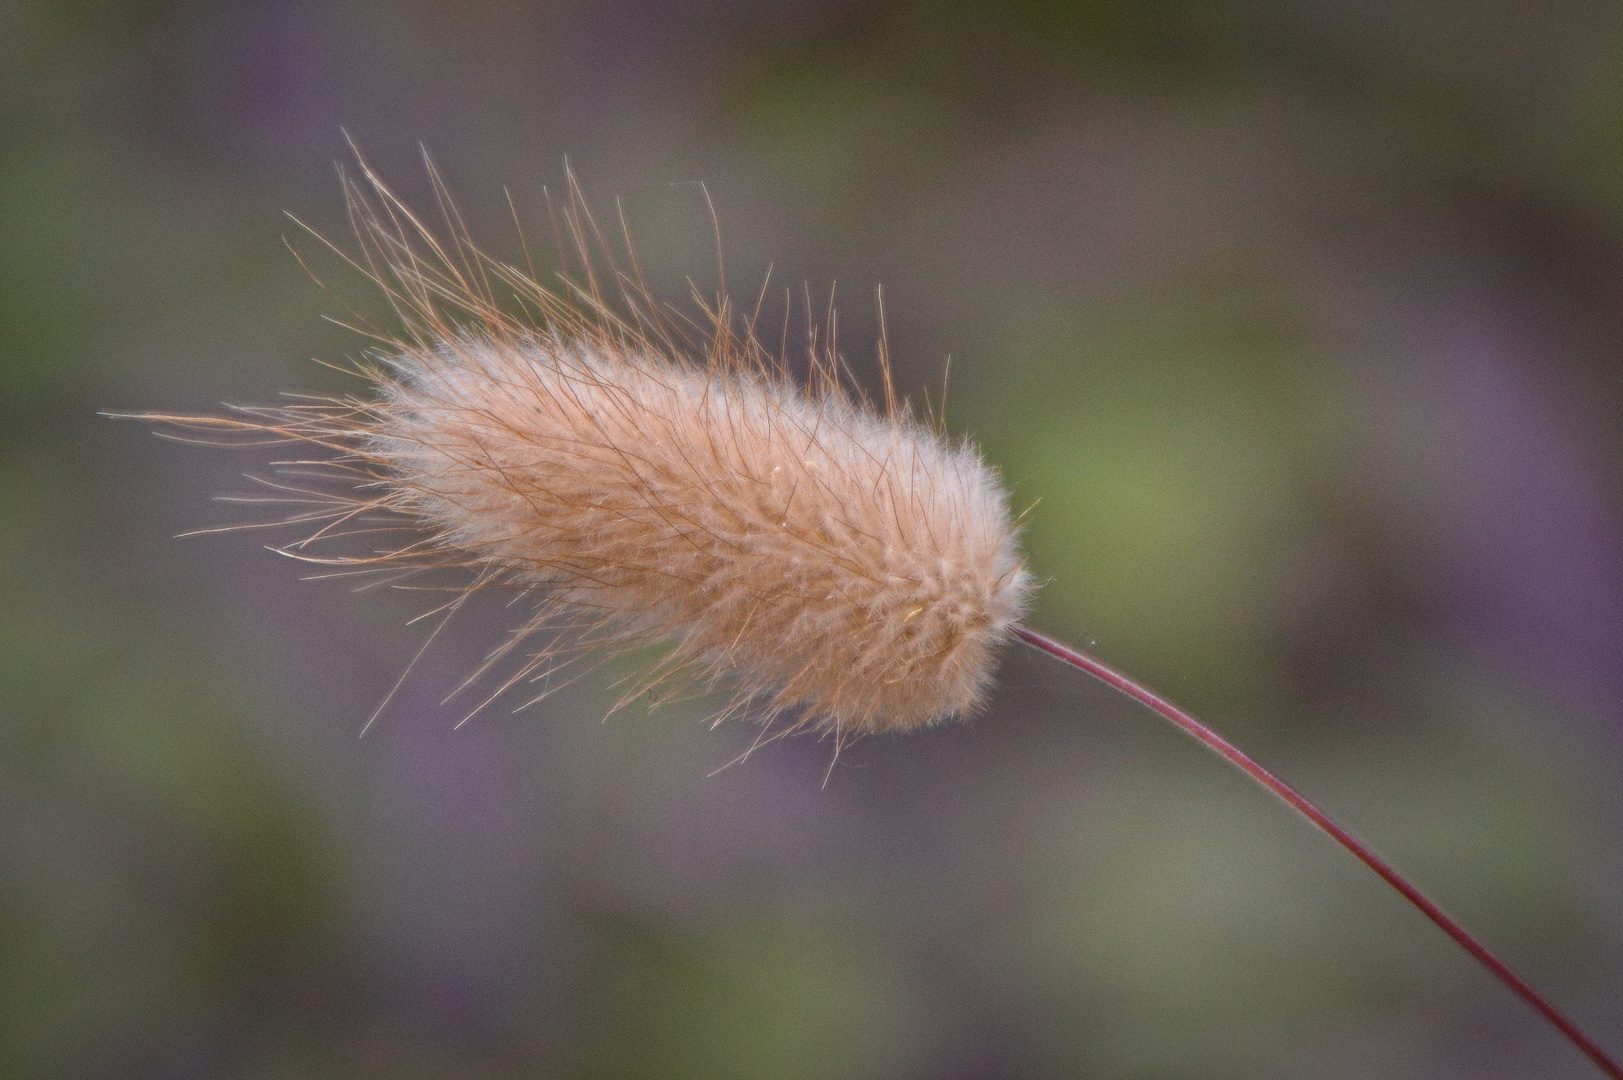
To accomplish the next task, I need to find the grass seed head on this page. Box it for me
[138,155,1034,742]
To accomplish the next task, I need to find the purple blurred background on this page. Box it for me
[4,1,1623,1077]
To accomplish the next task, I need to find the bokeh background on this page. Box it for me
[6,1,1623,1077]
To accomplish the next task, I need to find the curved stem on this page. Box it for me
[1012,624,1621,1080]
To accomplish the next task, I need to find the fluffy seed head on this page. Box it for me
[142,158,1033,740]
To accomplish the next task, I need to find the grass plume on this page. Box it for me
[129,151,1032,746]
[117,150,1621,1078]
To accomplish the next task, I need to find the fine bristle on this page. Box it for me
[133,152,1033,742]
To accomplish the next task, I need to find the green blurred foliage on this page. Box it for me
[724,0,1623,227]
[566,911,907,1080]
[0,447,340,1077]
[1020,721,1588,1079]
[968,260,1347,721]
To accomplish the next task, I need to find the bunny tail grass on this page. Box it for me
[117,150,1617,1075]
[1013,625,1623,1080]
[128,152,1033,743]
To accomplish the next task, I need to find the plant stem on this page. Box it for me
[1012,624,1621,1079]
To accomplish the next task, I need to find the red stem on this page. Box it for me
[1012,624,1621,1080]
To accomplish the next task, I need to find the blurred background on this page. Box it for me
[5,1,1623,1077]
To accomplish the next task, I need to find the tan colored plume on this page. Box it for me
[116,157,1623,1075]
[132,154,1033,743]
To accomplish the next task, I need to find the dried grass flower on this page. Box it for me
[133,154,1032,748]
[116,151,1621,1078]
